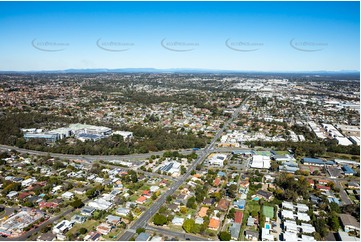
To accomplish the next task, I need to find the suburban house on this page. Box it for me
[217,199,230,211]
[256,190,273,200]
[339,214,360,232]
[96,223,112,235]
[208,217,221,230]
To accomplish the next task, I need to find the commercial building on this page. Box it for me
[112,131,134,141]
[158,161,181,176]
[251,155,271,169]
[207,153,228,167]
[23,133,59,143]
[69,123,112,136]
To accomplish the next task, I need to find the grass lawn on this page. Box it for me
[169,224,184,232]
[273,151,289,155]
[246,200,261,216]
[66,219,100,238]
[129,195,138,202]
[324,152,360,161]
[262,206,274,219]
[144,199,153,207]
[140,185,151,191]
[104,227,123,240]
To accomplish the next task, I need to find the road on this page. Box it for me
[0,207,16,220]
[0,144,196,162]
[117,95,250,241]
[334,180,353,205]
[146,225,207,241]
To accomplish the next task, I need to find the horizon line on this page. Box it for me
[0,68,360,74]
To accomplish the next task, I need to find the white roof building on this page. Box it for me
[282,210,295,220]
[336,137,353,146]
[251,155,271,169]
[208,153,228,167]
[297,213,311,222]
[284,220,298,233]
[282,201,294,210]
[88,198,113,211]
[112,131,133,141]
[296,203,309,213]
[301,223,315,234]
[261,228,274,241]
[52,185,62,194]
[116,207,130,217]
[21,177,37,187]
[61,192,74,200]
[52,220,74,234]
[150,186,160,193]
[6,191,18,199]
[283,231,298,241]
[301,235,316,241]
[172,217,184,226]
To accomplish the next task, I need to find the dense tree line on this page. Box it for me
[274,173,311,201]
[0,113,208,155]
[0,112,76,146]
[246,139,359,157]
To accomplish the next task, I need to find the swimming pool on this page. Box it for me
[265,223,271,229]
[253,197,259,201]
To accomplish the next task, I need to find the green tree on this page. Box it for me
[313,218,328,238]
[136,228,145,234]
[328,212,340,231]
[180,165,186,175]
[151,193,158,201]
[219,231,231,241]
[186,197,197,209]
[153,213,167,226]
[329,202,340,213]
[70,199,84,209]
[182,219,195,233]
[227,208,236,219]
[79,228,88,234]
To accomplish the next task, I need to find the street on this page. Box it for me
[146,225,207,241]
[117,96,250,241]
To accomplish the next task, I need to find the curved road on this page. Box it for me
[0,144,197,162]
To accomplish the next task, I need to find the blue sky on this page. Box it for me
[0,1,359,71]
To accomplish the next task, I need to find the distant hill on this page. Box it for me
[0,68,359,80]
